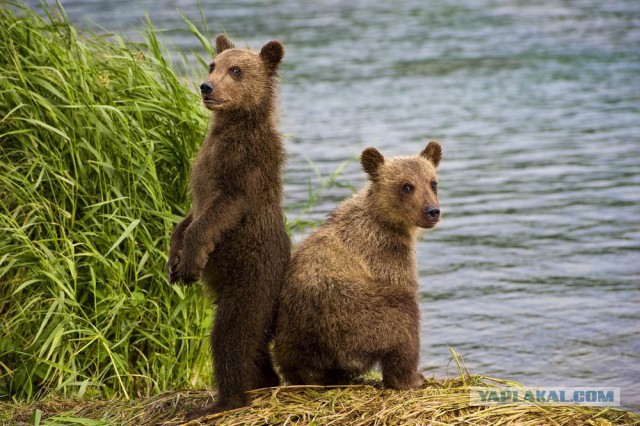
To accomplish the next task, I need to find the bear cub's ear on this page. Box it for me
[361,147,385,181]
[420,141,442,168]
[215,34,235,55]
[260,40,285,73]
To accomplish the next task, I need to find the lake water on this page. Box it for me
[29,0,640,410]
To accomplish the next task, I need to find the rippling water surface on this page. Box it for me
[29,0,640,410]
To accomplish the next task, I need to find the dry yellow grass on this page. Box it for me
[3,375,638,426]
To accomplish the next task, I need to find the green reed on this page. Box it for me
[0,1,216,401]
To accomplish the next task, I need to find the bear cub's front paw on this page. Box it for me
[410,372,426,389]
[168,250,200,284]
[384,372,426,390]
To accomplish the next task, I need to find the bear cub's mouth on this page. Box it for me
[202,97,226,106]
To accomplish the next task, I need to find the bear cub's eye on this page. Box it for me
[230,66,242,76]
[431,182,438,192]
[208,63,215,73]
[402,183,414,193]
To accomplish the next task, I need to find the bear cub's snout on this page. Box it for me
[425,205,440,220]
[200,81,214,94]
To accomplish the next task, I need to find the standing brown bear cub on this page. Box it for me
[168,35,290,419]
[275,142,443,389]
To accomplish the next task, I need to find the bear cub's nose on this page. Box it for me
[200,81,214,94]
[425,206,440,219]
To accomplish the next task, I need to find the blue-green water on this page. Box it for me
[31,0,640,410]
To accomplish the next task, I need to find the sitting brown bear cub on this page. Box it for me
[275,141,443,390]
[168,34,290,419]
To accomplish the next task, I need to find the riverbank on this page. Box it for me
[3,375,638,425]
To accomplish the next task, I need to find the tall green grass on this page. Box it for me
[0,2,218,401]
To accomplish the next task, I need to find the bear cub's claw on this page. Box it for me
[184,395,248,421]
[167,251,199,285]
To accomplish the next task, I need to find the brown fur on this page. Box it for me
[168,34,290,419]
[274,142,443,390]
